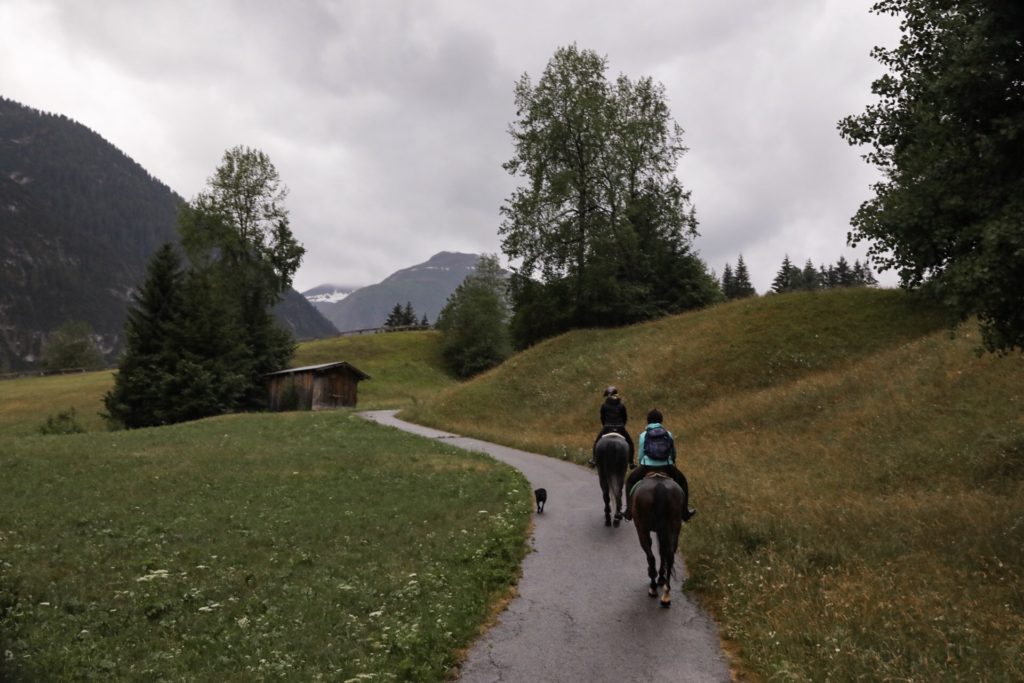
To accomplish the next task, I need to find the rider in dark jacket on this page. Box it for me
[591,386,635,467]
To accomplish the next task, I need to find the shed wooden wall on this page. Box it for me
[267,368,362,411]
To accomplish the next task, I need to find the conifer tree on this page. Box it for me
[771,255,801,293]
[835,256,854,287]
[733,255,757,298]
[402,302,416,326]
[104,244,186,428]
[721,263,736,300]
[800,259,820,291]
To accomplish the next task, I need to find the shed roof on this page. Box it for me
[265,361,370,380]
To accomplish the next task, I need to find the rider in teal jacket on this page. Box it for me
[624,408,696,521]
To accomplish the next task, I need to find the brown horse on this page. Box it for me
[630,473,683,607]
[595,432,629,527]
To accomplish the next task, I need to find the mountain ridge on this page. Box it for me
[0,96,335,369]
[307,251,482,331]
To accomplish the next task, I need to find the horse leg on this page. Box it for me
[636,530,657,597]
[600,477,612,527]
[658,530,678,608]
[611,472,624,527]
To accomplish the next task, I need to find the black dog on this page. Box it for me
[534,488,547,514]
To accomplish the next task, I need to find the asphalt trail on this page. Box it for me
[359,410,732,683]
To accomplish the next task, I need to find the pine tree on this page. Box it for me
[721,263,736,300]
[771,255,801,294]
[835,256,854,287]
[384,303,404,328]
[104,244,186,428]
[733,255,757,298]
[820,263,839,289]
[800,259,820,291]
[402,302,416,326]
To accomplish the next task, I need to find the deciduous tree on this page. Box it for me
[501,45,715,346]
[42,321,104,372]
[436,255,512,378]
[178,146,303,406]
[839,0,1024,352]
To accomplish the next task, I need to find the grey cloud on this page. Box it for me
[2,1,901,291]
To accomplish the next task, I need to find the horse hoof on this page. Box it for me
[648,587,658,598]
[660,599,672,608]
[613,519,621,528]
[604,519,612,527]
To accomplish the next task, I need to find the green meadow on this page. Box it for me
[3,288,1023,680]
[0,333,526,681]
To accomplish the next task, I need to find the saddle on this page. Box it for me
[643,471,671,480]
[599,432,627,442]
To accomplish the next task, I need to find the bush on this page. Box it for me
[38,408,86,435]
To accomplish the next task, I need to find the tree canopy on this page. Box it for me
[42,321,105,372]
[839,0,1024,352]
[500,45,718,346]
[106,147,305,427]
[435,255,512,378]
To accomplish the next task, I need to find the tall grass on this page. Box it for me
[0,411,529,681]
[404,288,1024,680]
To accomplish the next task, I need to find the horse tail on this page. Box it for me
[654,480,677,579]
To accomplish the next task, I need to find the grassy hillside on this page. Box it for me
[403,288,1024,681]
[293,330,455,410]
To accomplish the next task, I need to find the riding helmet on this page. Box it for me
[604,386,619,397]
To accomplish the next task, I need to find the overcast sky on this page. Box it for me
[0,0,902,293]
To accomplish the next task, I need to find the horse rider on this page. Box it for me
[590,386,635,467]
[623,408,696,522]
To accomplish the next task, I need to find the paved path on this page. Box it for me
[359,411,732,683]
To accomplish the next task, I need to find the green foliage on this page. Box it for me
[0,412,530,681]
[106,146,305,426]
[179,145,303,407]
[500,45,717,346]
[436,255,512,377]
[104,244,251,428]
[722,255,757,300]
[839,1,1024,352]
[41,322,105,372]
[36,407,85,435]
[384,301,420,328]
[772,255,877,293]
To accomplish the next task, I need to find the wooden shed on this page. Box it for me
[265,361,370,411]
